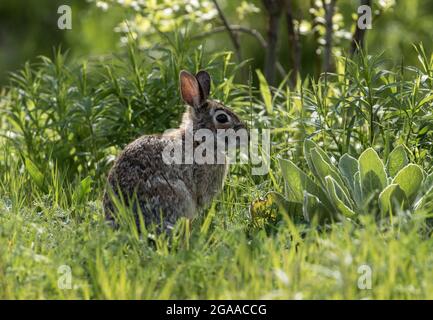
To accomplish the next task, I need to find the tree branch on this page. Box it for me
[191,25,286,77]
[211,0,242,62]
[192,25,267,48]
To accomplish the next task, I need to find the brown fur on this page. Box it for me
[103,70,245,231]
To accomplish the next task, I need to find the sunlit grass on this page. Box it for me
[1,40,433,299]
[1,142,433,300]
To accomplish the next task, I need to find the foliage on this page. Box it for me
[288,140,426,221]
[84,0,414,85]
[90,0,220,48]
[251,140,432,226]
[1,1,433,298]
[1,139,433,299]
[241,45,433,190]
[3,0,433,85]
[2,44,433,189]
[0,41,243,180]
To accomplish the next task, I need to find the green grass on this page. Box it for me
[1,43,433,299]
[1,143,433,300]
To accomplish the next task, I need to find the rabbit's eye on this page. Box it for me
[216,113,229,123]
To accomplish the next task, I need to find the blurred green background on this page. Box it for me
[1,0,433,85]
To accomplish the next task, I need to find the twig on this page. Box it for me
[211,0,242,62]
[192,25,286,78]
[193,25,267,48]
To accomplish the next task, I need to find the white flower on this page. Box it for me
[96,1,109,11]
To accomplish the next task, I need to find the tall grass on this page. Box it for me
[1,40,433,299]
[1,149,433,299]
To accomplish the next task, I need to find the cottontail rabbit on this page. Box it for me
[103,70,246,232]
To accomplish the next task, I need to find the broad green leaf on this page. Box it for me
[303,139,317,175]
[415,173,433,209]
[358,148,388,199]
[423,172,433,192]
[379,184,408,214]
[303,192,334,223]
[303,140,333,174]
[325,176,356,217]
[25,158,46,192]
[392,164,424,202]
[279,157,333,210]
[269,192,302,214]
[256,69,272,114]
[387,145,408,177]
[353,171,362,207]
[310,148,352,201]
[338,154,358,191]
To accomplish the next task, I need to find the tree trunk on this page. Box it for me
[350,0,371,55]
[310,0,322,79]
[262,0,283,85]
[323,0,337,74]
[285,0,301,87]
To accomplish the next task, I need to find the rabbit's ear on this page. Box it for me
[195,70,211,101]
[180,70,201,107]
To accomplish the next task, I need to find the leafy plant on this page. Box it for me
[251,140,433,226]
[0,41,243,182]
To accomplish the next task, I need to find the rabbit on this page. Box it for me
[103,69,247,232]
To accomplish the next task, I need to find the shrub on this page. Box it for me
[251,140,433,227]
[0,41,243,182]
